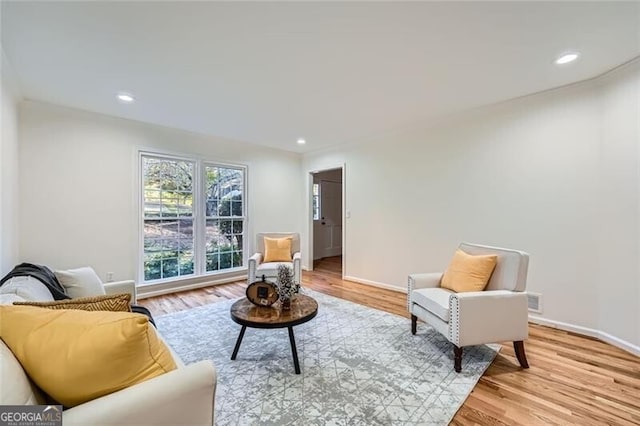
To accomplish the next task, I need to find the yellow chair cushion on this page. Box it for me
[441,249,498,292]
[263,237,293,262]
[0,305,177,407]
[13,293,131,312]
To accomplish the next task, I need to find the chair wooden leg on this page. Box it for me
[411,315,417,335]
[513,341,529,369]
[453,345,463,373]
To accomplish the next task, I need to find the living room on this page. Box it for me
[1,1,639,425]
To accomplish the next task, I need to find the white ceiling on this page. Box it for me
[2,2,639,153]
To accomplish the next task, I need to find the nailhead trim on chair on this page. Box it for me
[407,275,415,311]
[449,294,460,345]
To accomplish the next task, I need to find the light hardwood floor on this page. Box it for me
[140,256,640,425]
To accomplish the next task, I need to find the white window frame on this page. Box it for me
[200,161,247,276]
[138,150,248,285]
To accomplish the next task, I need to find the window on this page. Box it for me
[141,154,246,283]
[142,157,195,281]
[204,165,244,272]
[312,183,320,220]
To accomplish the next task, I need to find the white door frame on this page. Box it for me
[307,164,346,279]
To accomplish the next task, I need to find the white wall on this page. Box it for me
[0,51,20,276]
[303,61,640,349]
[12,58,639,350]
[18,101,302,283]
[596,63,640,349]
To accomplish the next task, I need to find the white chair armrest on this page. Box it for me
[408,273,442,291]
[407,273,442,310]
[293,252,301,284]
[249,253,263,264]
[449,290,528,347]
[63,360,216,426]
[248,253,263,284]
[103,280,137,304]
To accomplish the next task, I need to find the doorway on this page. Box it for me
[311,168,343,276]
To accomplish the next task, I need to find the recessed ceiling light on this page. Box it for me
[117,92,135,103]
[297,138,306,145]
[555,52,579,65]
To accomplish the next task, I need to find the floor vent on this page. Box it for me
[527,292,542,313]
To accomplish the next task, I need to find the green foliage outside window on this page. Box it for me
[142,157,245,281]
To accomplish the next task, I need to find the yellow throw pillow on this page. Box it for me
[440,249,498,292]
[13,293,131,312]
[0,305,176,407]
[263,237,293,262]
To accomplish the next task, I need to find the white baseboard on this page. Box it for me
[529,315,640,357]
[138,274,246,299]
[343,275,407,294]
[598,330,640,357]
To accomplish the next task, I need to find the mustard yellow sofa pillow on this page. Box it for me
[263,237,293,262]
[0,305,176,407]
[441,249,498,292]
[13,293,131,312]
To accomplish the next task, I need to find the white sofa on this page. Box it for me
[0,276,217,426]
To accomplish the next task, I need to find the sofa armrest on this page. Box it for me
[449,290,528,347]
[103,280,137,304]
[63,360,216,426]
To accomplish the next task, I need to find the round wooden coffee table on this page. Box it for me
[230,294,318,374]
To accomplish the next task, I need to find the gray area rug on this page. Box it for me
[156,289,498,425]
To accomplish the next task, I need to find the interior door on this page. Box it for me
[315,180,342,259]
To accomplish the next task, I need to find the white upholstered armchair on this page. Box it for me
[248,233,301,285]
[408,242,530,372]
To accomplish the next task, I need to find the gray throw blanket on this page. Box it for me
[0,263,70,300]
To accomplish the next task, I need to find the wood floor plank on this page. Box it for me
[139,256,640,425]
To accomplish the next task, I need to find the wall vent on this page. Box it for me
[527,292,542,314]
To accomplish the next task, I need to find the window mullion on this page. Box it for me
[195,160,205,276]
